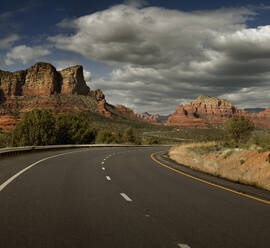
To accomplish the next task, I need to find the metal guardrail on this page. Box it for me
[0,144,171,158]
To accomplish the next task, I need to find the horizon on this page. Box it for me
[1,0,270,114]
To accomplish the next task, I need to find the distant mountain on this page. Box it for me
[166,95,270,128]
[244,108,265,113]
[0,62,160,130]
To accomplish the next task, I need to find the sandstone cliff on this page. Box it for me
[0,62,110,130]
[0,62,90,98]
[114,105,161,124]
[166,95,270,128]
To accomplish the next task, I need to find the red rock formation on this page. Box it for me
[0,62,109,130]
[0,62,90,99]
[166,95,270,128]
[114,105,161,124]
[166,104,209,128]
[59,65,90,95]
[0,115,18,131]
[91,89,111,118]
[22,63,59,96]
[136,113,161,124]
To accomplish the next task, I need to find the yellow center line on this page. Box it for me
[150,150,270,206]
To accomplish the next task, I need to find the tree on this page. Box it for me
[55,113,95,144]
[224,116,255,144]
[95,130,115,144]
[123,127,136,143]
[11,109,56,146]
[145,136,160,145]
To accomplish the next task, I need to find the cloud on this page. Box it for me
[0,34,20,50]
[124,0,148,8]
[210,25,270,61]
[5,45,51,65]
[49,4,270,114]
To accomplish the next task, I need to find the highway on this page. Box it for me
[0,147,270,248]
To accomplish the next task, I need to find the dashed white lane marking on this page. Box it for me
[106,176,111,181]
[101,161,104,165]
[0,150,83,193]
[177,244,191,248]
[102,167,105,170]
[120,193,133,202]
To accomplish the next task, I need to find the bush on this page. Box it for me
[10,110,97,146]
[96,130,116,144]
[252,131,270,151]
[11,109,56,146]
[123,127,136,143]
[0,131,12,147]
[145,137,160,145]
[223,150,234,159]
[224,116,255,144]
[55,113,95,144]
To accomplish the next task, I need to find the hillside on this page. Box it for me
[0,62,159,130]
[166,95,270,128]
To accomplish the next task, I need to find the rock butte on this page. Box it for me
[166,95,270,128]
[1,63,269,131]
[0,62,159,130]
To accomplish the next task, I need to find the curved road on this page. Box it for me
[0,147,270,248]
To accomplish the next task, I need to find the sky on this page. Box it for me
[1,0,270,115]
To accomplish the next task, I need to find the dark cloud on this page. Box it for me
[41,4,270,113]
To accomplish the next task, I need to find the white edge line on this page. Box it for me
[120,193,132,202]
[0,150,83,192]
[106,176,111,181]
[177,244,191,248]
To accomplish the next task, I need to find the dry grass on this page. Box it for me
[169,142,270,191]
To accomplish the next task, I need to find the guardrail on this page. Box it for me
[0,144,171,158]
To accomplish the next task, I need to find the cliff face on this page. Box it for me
[0,62,90,99]
[166,95,270,128]
[114,105,161,124]
[0,62,110,130]
[59,65,90,95]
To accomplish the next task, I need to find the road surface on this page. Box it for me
[0,147,270,248]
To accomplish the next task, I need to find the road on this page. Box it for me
[0,147,270,248]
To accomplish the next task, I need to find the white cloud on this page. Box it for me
[0,34,20,50]
[5,45,51,65]
[49,4,270,113]
[124,0,148,8]
[84,70,91,82]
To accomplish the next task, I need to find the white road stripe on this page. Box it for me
[101,161,104,165]
[177,244,191,248]
[120,193,133,202]
[106,176,111,181]
[102,167,105,170]
[0,150,83,193]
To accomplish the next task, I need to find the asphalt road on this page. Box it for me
[0,147,270,248]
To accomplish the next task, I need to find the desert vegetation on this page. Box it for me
[0,109,229,148]
[169,116,270,191]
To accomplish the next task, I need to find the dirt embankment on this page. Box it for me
[169,143,270,191]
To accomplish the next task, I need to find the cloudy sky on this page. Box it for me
[1,0,270,114]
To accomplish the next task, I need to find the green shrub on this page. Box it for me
[0,131,12,147]
[96,130,116,144]
[11,109,56,146]
[55,113,92,144]
[252,131,270,151]
[145,137,160,145]
[224,116,254,144]
[123,127,136,143]
[223,150,234,159]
